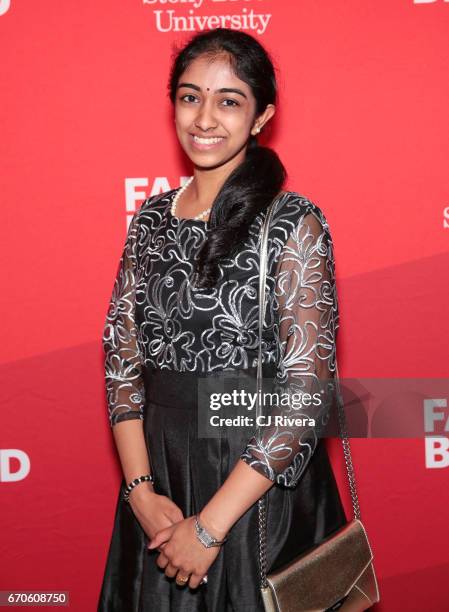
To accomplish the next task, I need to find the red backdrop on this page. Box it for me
[1,1,448,610]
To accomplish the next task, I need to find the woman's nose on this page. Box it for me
[194,101,218,131]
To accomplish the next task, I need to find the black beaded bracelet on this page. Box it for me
[123,474,154,503]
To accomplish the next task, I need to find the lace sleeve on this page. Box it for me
[102,209,146,427]
[240,206,339,487]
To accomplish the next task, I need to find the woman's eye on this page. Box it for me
[221,99,239,107]
[180,94,197,103]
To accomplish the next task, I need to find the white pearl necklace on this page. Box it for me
[170,177,211,222]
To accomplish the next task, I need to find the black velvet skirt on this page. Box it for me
[97,366,347,611]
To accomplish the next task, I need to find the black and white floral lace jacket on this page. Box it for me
[102,188,340,489]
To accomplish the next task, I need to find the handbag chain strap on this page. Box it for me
[256,198,361,589]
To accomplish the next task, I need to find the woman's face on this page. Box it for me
[174,54,270,171]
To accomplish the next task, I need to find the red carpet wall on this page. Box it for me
[1,1,448,610]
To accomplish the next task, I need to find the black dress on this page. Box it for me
[97,188,347,611]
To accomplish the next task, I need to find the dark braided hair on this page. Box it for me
[168,28,287,289]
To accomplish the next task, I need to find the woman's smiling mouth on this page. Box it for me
[190,134,226,150]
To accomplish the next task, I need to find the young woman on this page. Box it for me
[98,27,347,612]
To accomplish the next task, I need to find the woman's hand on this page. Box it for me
[147,516,222,589]
[129,488,184,544]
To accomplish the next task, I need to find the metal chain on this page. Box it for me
[334,360,361,520]
[258,496,269,588]
[256,199,277,590]
[256,200,362,588]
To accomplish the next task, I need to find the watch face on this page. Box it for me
[202,531,213,546]
[195,517,224,547]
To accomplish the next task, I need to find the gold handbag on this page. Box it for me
[256,199,380,612]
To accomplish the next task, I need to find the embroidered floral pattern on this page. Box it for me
[102,188,339,487]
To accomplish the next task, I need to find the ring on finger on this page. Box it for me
[175,573,190,586]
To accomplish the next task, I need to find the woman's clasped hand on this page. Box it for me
[128,486,184,542]
[148,515,222,589]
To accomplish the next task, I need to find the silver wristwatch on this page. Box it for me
[194,515,228,548]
